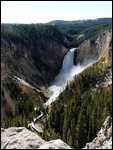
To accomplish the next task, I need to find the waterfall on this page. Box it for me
[45,48,86,106]
[62,48,75,71]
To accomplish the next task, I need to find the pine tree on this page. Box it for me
[76,109,87,149]
[67,129,73,147]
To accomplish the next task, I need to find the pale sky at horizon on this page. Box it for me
[1,1,112,24]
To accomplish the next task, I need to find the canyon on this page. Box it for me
[1,21,112,149]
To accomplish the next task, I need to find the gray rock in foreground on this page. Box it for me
[83,116,112,149]
[1,127,71,149]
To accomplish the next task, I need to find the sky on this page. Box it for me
[1,1,112,24]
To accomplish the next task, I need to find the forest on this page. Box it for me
[42,62,112,149]
[1,18,112,48]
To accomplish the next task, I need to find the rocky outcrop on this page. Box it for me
[75,29,112,65]
[1,127,71,149]
[95,66,112,88]
[96,29,112,63]
[83,116,112,149]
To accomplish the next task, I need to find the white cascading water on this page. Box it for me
[45,48,88,106]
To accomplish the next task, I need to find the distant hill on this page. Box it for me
[48,18,112,48]
[48,18,112,25]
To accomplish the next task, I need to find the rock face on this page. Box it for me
[1,127,71,149]
[75,29,112,65]
[1,37,67,117]
[83,116,112,149]
[1,38,67,85]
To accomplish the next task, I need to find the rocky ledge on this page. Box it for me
[1,127,71,149]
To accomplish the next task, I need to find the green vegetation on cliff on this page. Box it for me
[1,79,45,128]
[1,24,70,48]
[42,63,112,149]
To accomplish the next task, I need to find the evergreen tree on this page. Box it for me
[76,109,87,148]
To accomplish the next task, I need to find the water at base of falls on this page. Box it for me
[45,48,86,106]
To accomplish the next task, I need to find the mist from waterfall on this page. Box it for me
[45,48,89,106]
